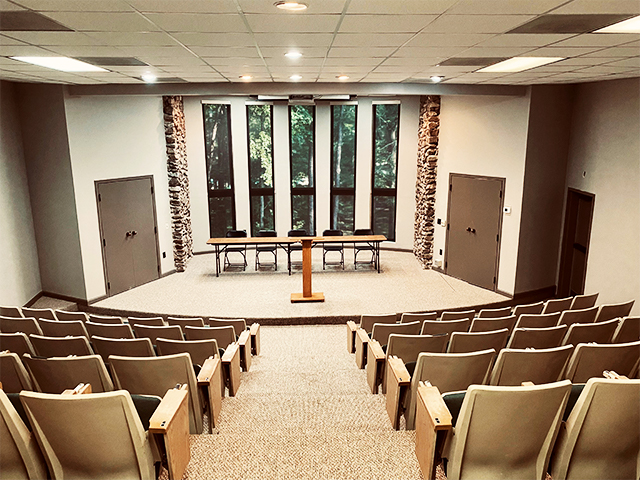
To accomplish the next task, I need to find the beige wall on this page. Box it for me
[15,83,86,300]
[565,78,640,314]
[0,81,41,306]
[515,84,574,294]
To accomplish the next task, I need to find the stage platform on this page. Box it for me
[88,250,510,325]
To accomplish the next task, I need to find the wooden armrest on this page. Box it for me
[238,330,250,346]
[415,384,453,480]
[197,356,222,428]
[347,321,358,353]
[347,321,357,332]
[222,342,239,363]
[386,356,411,429]
[249,323,260,356]
[62,383,92,395]
[221,343,241,396]
[388,356,411,385]
[237,330,252,371]
[197,355,220,385]
[369,339,385,360]
[521,381,535,386]
[366,340,386,394]
[149,385,190,480]
[604,370,629,380]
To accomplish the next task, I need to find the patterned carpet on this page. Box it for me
[185,325,427,480]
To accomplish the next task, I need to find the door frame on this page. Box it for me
[557,187,595,297]
[444,173,505,291]
[95,175,162,297]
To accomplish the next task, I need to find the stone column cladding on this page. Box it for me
[163,96,193,272]
[414,95,441,269]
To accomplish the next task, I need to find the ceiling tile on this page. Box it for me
[604,57,640,67]
[381,57,441,67]
[423,14,535,34]
[136,55,208,66]
[526,45,607,56]
[476,33,574,47]
[323,57,381,66]
[128,0,237,14]
[200,57,265,67]
[85,32,180,46]
[552,56,617,66]
[191,46,259,57]
[239,0,346,14]
[331,33,414,47]
[12,0,134,12]
[246,14,340,33]
[144,13,247,33]
[263,57,324,67]
[0,1,26,11]
[173,33,256,47]
[393,46,469,58]
[446,0,569,15]
[347,0,458,15]
[261,46,329,57]
[581,46,640,56]
[405,33,494,47]
[0,34,28,45]
[457,46,537,56]
[0,44,54,55]
[577,64,638,73]
[339,15,437,33]
[42,12,161,32]
[328,46,396,58]
[36,45,126,56]
[4,31,104,45]
[254,33,333,47]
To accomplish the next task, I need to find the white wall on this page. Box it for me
[0,81,41,305]
[64,94,173,301]
[434,93,531,295]
[565,78,640,314]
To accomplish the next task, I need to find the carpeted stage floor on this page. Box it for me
[91,250,507,322]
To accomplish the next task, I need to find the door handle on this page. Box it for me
[466,227,476,234]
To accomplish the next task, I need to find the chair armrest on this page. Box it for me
[149,385,190,480]
[62,383,92,395]
[347,321,358,353]
[386,356,411,429]
[197,356,222,428]
[415,383,453,480]
[250,323,261,355]
[355,328,369,369]
[238,330,252,372]
[366,340,386,394]
[222,343,241,396]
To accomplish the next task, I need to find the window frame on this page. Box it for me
[330,103,358,234]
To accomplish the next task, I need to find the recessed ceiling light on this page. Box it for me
[274,1,308,11]
[285,51,302,59]
[336,75,349,80]
[290,74,302,81]
[430,76,444,83]
[10,56,107,72]
[595,15,640,33]
[477,57,564,73]
[240,75,253,81]
[141,74,157,83]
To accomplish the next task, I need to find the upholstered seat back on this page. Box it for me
[22,354,113,394]
[489,345,574,386]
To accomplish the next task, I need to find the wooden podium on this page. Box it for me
[291,238,324,303]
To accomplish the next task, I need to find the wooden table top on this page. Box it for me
[207,235,386,245]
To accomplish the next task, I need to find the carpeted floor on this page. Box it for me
[186,324,427,480]
[93,251,507,322]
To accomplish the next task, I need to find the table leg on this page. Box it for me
[215,245,220,277]
[377,241,381,273]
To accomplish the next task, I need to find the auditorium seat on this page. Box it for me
[357,321,420,371]
[0,352,33,393]
[512,301,544,318]
[209,317,247,336]
[223,229,248,271]
[54,310,88,322]
[21,308,57,321]
[37,318,89,338]
[167,317,206,329]
[0,332,35,357]
[209,318,254,371]
[88,314,124,324]
[86,321,134,339]
[568,292,599,310]
[353,228,376,269]
[0,388,48,480]
[255,229,278,270]
[109,353,205,434]
[30,334,94,358]
[420,318,471,337]
[132,324,183,345]
[19,386,191,480]
[0,306,24,318]
[561,318,619,346]
[346,313,396,353]
[400,312,437,323]
[394,349,495,430]
[594,299,635,323]
[488,345,574,386]
[557,306,598,327]
[440,310,475,322]
[469,315,517,334]
[542,297,573,315]
[415,380,571,480]
[22,354,113,393]
[611,317,640,344]
[156,338,219,368]
[322,229,345,270]
[513,312,561,329]
[550,377,640,480]
[476,306,512,318]
[563,341,640,382]
[91,336,155,364]
[0,317,42,336]
[506,325,568,349]
[447,328,509,354]
[128,316,166,327]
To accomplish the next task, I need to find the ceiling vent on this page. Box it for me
[507,14,635,34]
[0,11,71,31]
[77,57,148,67]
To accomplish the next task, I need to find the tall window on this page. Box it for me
[330,104,357,234]
[371,103,400,241]
[203,103,235,238]
[247,104,275,236]
[289,105,316,234]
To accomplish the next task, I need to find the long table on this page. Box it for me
[206,235,386,303]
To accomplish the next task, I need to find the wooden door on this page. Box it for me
[96,176,160,296]
[558,188,595,297]
[445,174,505,291]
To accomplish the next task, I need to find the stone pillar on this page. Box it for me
[163,96,193,272]
[414,95,441,269]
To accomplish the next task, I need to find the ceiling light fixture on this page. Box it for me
[285,51,302,59]
[336,75,349,80]
[595,15,640,33]
[430,75,444,83]
[274,1,308,11]
[477,57,564,73]
[290,74,302,81]
[141,74,157,83]
[10,56,107,72]
[240,75,253,80]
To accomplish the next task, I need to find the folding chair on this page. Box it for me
[286,228,307,275]
[223,229,248,271]
[255,230,277,270]
[322,229,344,270]
[353,228,376,269]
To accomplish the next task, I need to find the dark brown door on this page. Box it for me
[445,174,505,291]
[96,176,161,296]
[558,188,595,297]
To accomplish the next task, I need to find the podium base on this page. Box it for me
[291,292,325,303]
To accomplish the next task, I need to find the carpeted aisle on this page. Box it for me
[185,325,425,480]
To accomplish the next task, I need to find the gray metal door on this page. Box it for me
[445,174,505,291]
[96,176,160,296]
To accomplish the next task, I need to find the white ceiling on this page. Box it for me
[0,0,638,86]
